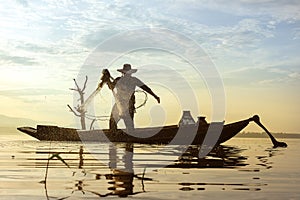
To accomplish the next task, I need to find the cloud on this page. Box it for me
[1,1,299,93]
[15,0,28,7]
[292,27,300,40]
[0,51,38,66]
[288,72,300,79]
[0,88,67,97]
[0,88,68,103]
[16,42,58,54]
[0,0,290,63]
[199,18,275,51]
[223,62,300,87]
[257,74,300,86]
[180,0,300,22]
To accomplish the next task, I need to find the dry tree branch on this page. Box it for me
[67,104,81,117]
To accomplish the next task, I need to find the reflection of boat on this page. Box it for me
[17,114,258,145]
[33,143,263,198]
[168,145,248,168]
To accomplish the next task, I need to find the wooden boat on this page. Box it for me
[17,115,261,145]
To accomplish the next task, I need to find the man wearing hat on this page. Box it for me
[101,64,160,133]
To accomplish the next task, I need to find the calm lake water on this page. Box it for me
[0,133,299,200]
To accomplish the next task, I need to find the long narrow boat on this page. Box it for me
[17,115,261,145]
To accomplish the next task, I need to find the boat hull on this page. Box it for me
[17,116,254,145]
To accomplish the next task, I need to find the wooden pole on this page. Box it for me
[252,115,287,148]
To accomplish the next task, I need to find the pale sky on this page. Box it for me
[0,0,299,133]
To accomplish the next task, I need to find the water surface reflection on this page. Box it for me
[22,142,265,198]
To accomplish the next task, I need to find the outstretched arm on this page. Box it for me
[140,84,160,103]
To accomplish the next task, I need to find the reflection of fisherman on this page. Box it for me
[101,64,160,133]
[108,143,134,197]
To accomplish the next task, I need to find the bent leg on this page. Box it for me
[109,104,120,132]
[123,100,135,135]
[123,115,134,134]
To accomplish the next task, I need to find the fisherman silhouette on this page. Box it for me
[101,64,160,133]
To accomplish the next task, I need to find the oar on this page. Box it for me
[252,115,287,148]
